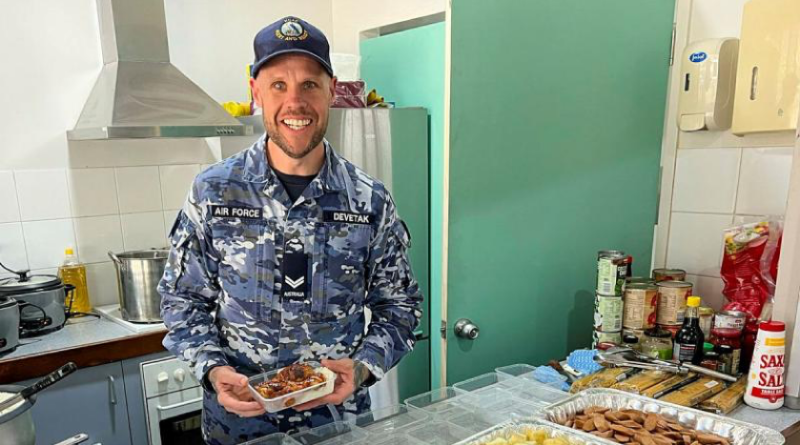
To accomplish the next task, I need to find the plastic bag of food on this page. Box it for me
[720,220,783,320]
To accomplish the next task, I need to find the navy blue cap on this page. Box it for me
[251,17,333,79]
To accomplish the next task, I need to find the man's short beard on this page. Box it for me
[265,115,328,160]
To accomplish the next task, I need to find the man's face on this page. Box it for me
[251,54,336,160]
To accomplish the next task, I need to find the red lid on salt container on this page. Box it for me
[759,321,785,332]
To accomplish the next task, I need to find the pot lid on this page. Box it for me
[0,274,62,295]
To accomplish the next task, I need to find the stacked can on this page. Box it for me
[622,283,659,343]
[593,250,627,347]
[655,280,693,338]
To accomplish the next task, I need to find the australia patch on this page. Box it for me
[282,252,308,300]
[208,205,263,220]
[324,211,372,225]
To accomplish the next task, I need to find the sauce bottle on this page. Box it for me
[673,296,704,364]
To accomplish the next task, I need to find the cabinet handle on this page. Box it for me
[108,375,117,405]
[750,66,759,101]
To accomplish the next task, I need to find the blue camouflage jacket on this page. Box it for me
[158,135,422,444]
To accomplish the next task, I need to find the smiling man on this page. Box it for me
[158,16,423,445]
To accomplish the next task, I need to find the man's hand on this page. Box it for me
[208,366,265,417]
[294,359,370,411]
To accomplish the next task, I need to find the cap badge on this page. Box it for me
[276,19,308,41]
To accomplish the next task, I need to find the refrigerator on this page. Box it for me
[229,108,432,407]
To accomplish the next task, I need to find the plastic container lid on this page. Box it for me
[699,307,714,316]
[703,342,714,352]
[623,334,639,344]
[687,296,701,307]
[759,321,786,332]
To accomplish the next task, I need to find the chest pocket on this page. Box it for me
[312,222,371,322]
[210,219,276,316]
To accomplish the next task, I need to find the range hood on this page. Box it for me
[68,0,250,140]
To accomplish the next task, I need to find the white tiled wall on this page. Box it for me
[665,146,794,310]
[0,165,202,307]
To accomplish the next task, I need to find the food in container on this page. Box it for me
[540,388,786,445]
[699,307,715,338]
[652,268,686,282]
[641,373,698,399]
[597,251,627,296]
[623,284,658,330]
[552,404,732,444]
[673,296,705,365]
[611,370,671,394]
[712,328,742,375]
[744,321,786,410]
[641,328,673,360]
[656,281,692,325]
[595,294,623,331]
[714,310,747,331]
[699,377,748,414]
[658,377,725,407]
[247,362,335,413]
[458,421,589,445]
[570,367,632,394]
[592,330,622,348]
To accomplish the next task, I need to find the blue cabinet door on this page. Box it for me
[23,361,132,445]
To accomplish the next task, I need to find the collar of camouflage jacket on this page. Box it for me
[241,134,349,196]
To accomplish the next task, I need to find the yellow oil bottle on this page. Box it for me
[58,247,91,315]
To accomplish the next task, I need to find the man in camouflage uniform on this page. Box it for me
[158,16,422,445]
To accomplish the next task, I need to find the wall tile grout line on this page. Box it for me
[731,147,745,215]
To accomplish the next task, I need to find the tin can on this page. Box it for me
[594,294,623,331]
[714,310,747,331]
[627,276,655,285]
[593,330,622,348]
[623,284,659,330]
[658,323,682,339]
[597,250,627,296]
[656,281,693,325]
[652,268,687,282]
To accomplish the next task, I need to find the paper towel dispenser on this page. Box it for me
[677,38,739,132]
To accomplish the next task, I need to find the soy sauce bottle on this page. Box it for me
[673,296,705,364]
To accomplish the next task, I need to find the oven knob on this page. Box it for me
[157,371,169,384]
[174,368,186,383]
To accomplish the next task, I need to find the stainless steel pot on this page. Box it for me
[108,250,168,323]
[0,385,35,445]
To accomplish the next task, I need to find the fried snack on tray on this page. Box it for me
[556,405,731,445]
[254,363,327,399]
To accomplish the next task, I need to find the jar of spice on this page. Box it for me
[622,333,640,352]
[699,307,714,339]
[712,327,742,375]
[642,328,673,360]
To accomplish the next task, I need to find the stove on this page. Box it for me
[95,304,166,333]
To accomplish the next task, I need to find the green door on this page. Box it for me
[361,22,446,398]
[446,0,675,384]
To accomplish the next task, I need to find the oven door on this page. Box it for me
[146,386,203,445]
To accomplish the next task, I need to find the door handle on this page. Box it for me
[108,375,117,405]
[454,318,480,340]
[156,397,203,412]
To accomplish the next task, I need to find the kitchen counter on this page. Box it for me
[0,314,166,384]
[730,404,800,438]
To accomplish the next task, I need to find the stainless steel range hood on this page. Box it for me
[68,0,250,140]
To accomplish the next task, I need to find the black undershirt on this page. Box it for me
[274,170,316,202]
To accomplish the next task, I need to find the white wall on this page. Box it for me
[330,0,446,55]
[659,0,795,310]
[0,1,332,308]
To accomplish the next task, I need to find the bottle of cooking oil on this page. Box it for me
[58,247,91,315]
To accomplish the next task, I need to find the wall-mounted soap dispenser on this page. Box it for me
[677,38,739,132]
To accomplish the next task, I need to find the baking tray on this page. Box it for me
[454,418,606,445]
[536,388,785,445]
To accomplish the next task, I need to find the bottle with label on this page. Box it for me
[58,247,91,315]
[745,321,785,410]
[673,296,705,364]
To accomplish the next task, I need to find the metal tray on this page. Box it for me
[536,388,785,445]
[454,418,607,445]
